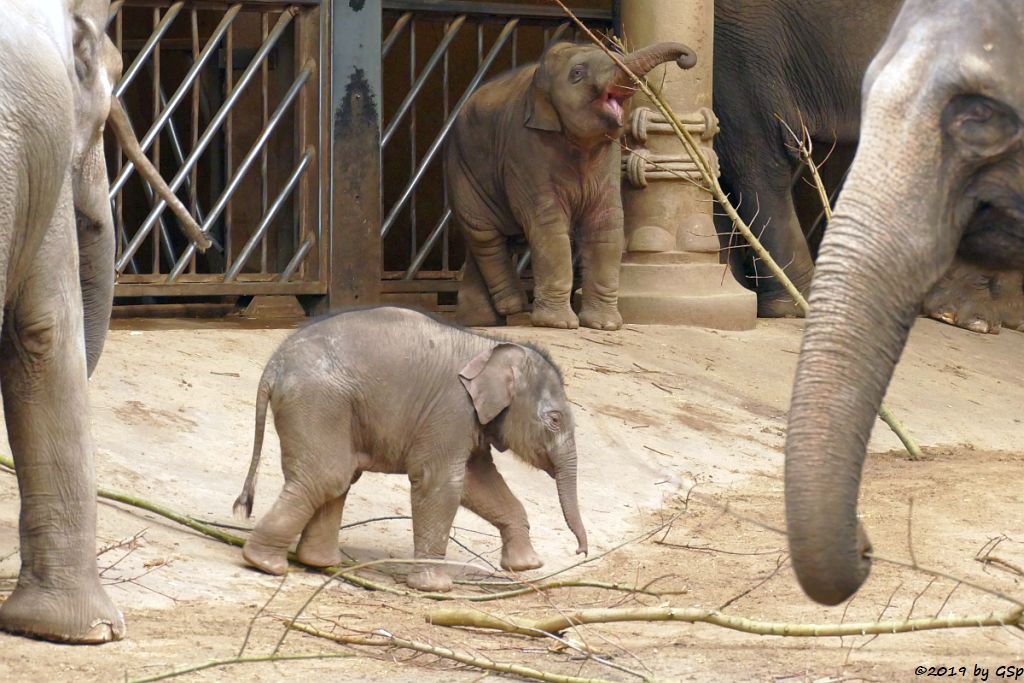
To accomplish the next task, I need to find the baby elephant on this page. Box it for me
[233,306,587,592]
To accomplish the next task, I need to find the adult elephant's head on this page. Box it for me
[68,1,210,375]
[785,0,1024,606]
[526,40,697,144]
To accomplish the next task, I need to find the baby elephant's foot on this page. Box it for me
[579,302,622,331]
[296,540,342,569]
[500,536,544,572]
[406,568,452,593]
[493,290,528,317]
[532,302,579,329]
[242,538,290,576]
[0,580,126,643]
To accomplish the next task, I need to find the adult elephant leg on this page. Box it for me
[527,214,578,329]
[577,202,624,331]
[922,257,1000,334]
[993,271,1024,331]
[296,470,362,568]
[461,451,542,572]
[455,247,505,327]
[407,456,465,593]
[0,194,124,643]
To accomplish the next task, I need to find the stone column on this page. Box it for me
[616,0,755,329]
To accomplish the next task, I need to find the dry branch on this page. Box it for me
[427,604,1024,638]
[548,0,922,459]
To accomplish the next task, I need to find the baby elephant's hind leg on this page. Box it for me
[296,470,363,568]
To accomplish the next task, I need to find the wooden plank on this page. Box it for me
[114,281,326,297]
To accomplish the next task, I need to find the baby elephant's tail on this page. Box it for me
[233,364,276,519]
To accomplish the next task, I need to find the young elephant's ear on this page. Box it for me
[525,64,562,132]
[459,343,526,424]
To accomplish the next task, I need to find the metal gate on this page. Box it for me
[107,1,614,312]
[108,0,325,300]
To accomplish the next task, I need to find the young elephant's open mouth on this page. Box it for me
[597,86,631,127]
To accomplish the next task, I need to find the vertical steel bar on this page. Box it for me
[151,6,161,274]
[408,19,416,267]
[189,8,200,274]
[321,0,382,311]
[226,19,234,268]
[260,11,270,274]
[441,17,451,273]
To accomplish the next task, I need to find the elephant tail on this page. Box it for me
[233,364,276,519]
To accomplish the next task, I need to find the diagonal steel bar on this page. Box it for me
[155,82,207,225]
[116,8,298,273]
[278,233,315,282]
[380,18,518,239]
[109,5,242,199]
[114,1,185,99]
[382,15,466,148]
[169,65,313,281]
[223,148,314,282]
[403,208,452,280]
[383,12,413,57]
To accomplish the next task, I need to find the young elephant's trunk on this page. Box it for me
[554,440,587,555]
[615,42,697,87]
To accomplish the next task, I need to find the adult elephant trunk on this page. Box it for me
[614,42,697,85]
[553,439,588,555]
[784,60,958,604]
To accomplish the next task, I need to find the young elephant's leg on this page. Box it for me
[243,414,356,575]
[0,202,125,643]
[578,203,625,331]
[296,469,363,568]
[527,215,578,329]
[456,249,505,327]
[461,217,527,317]
[406,459,466,593]
[461,453,541,571]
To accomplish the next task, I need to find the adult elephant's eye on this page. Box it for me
[569,65,586,84]
[944,94,1022,158]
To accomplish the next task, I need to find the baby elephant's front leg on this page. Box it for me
[407,464,465,592]
[461,453,541,571]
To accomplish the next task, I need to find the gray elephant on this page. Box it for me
[713,0,903,317]
[0,0,205,642]
[785,0,1024,605]
[234,306,586,593]
[448,41,696,331]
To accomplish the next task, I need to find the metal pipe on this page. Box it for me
[170,66,313,281]
[155,82,207,225]
[278,234,315,282]
[516,249,531,275]
[114,1,185,99]
[224,149,314,282]
[109,5,242,199]
[382,1,611,22]
[383,12,413,57]
[380,18,518,239]
[117,9,298,273]
[403,208,452,280]
[381,15,466,148]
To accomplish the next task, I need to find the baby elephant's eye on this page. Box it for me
[544,410,563,431]
[569,64,586,83]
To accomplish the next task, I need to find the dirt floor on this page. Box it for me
[1,314,1023,682]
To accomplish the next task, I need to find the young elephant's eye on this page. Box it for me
[543,410,563,431]
[568,64,586,84]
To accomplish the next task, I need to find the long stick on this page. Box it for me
[549,0,922,460]
[427,605,1024,638]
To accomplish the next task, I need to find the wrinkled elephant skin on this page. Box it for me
[785,0,1024,606]
[448,41,696,331]
[235,307,587,593]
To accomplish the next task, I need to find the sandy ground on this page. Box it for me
[1,315,1023,682]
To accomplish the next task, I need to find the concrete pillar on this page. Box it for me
[616,0,756,330]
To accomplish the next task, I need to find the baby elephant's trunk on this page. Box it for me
[614,42,698,87]
[554,441,588,555]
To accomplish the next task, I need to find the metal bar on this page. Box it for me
[380,18,518,239]
[381,1,611,22]
[151,6,161,274]
[403,208,451,280]
[226,19,235,268]
[168,64,313,281]
[547,22,571,46]
[109,5,242,199]
[224,149,314,281]
[381,14,465,148]
[408,19,417,265]
[114,1,185,99]
[156,83,207,224]
[323,0,383,311]
[278,234,315,282]
[382,11,413,57]
[189,8,201,275]
[116,9,298,273]
[260,11,271,274]
[516,248,531,275]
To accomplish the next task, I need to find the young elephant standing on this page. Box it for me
[447,41,697,331]
[234,307,586,592]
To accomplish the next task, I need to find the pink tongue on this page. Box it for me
[608,97,623,120]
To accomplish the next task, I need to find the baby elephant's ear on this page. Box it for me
[525,65,562,132]
[459,344,526,424]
